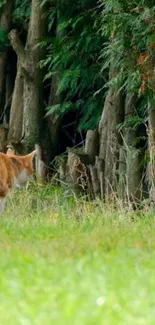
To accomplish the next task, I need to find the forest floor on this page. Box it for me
[0,184,155,324]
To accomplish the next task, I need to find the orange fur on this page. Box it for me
[0,148,37,212]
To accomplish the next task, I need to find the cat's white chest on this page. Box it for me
[15,169,31,188]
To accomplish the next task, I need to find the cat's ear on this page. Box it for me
[6,147,15,156]
[26,145,39,160]
[26,150,37,161]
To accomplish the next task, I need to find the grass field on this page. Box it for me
[0,184,155,324]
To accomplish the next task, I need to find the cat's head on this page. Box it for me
[6,147,38,186]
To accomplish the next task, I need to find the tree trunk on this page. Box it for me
[126,147,142,203]
[148,102,155,201]
[34,144,46,182]
[7,64,23,149]
[67,148,90,195]
[118,146,126,199]
[3,63,14,126]
[63,67,125,199]
[123,93,137,146]
[85,129,99,164]
[99,68,124,196]
[121,94,142,202]
[0,0,14,117]
[46,75,61,160]
[0,126,8,151]
[9,0,47,153]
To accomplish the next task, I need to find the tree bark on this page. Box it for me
[3,63,14,126]
[99,67,124,196]
[0,0,14,117]
[9,0,47,153]
[118,146,126,199]
[123,93,137,147]
[0,126,7,151]
[46,75,61,160]
[34,144,46,182]
[85,129,99,164]
[67,148,89,194]
[122,93,142,202]
[7,64,23,148]
[148,102,155,201]
[89,164,100,198]
[126,147,142,202]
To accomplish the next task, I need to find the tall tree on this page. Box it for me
[9,0,47,152]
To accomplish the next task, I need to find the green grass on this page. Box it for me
[0,184,155,324]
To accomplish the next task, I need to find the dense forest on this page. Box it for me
[0,0,155,205]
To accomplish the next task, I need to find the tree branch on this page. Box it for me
[9,29,26,63]
[9,29,34,81]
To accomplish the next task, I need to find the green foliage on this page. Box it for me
[46,102,75,118]
[42,0,107,131]
[0,0,31,51]
[101,0,155,98]
[0,1,9,52]
[0,27,8,52]
[0,0,6,12]
[13,0,31,29]
[117,116,145,131]
[98,0,155,137]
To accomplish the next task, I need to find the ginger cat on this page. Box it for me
[0,147,37,212]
